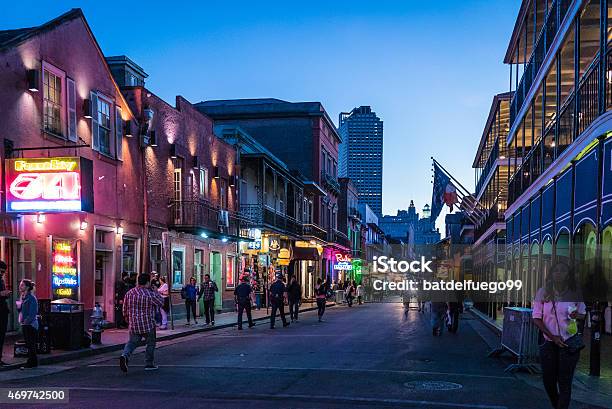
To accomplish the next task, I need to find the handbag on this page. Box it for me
[552,301,585,354]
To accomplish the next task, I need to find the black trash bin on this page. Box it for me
[49,299,84,350]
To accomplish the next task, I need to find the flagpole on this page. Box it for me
[431,157,488,216]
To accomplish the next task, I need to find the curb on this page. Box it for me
[1,302,335,371]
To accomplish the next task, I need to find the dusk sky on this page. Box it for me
[3,1,520,232]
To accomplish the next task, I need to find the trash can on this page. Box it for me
[49,299,84,350]
[335,290,345,304]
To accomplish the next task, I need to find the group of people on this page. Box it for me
[0,261,39,369]
[332,280,364,307]
[180,275,218,326]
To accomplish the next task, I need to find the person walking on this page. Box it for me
[16,279,38,369]
[182,277,198,325]
[115,272,131,329]
[0,261,10,366]
[287,276,301,323]
[532,261,586,409]
[431,301,447,336]
[346,281,355,307]
[157,276,169,330]
[234,276,255,330]
[119,273,164,373]
[269,273,289,329]
[315,278,327,322]
[198,274,218,325]
[356,282,364,305]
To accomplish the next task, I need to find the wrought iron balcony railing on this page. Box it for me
[169,199,248,238]
[320,170,340,194]
[328,229,350,249]
[240,204,303,237]
[303,223,328,241]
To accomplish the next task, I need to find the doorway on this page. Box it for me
[210,252,222,310]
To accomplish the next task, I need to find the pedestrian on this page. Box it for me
[158,276,169,330]
[119,273,164,373]
[115,272,131,329]
[431,301,447,336]
[356,282,364,305]
[447,290,463,334]
[402,291,411,319]
[182,277,198,325]
[150,272,161,325]
[198,274,218,325]
[315,278,327,322]
[234,275,255,330]
[532,261,586,409]
[287,276,301,323]
[249,276,258,309]
[269,273,289,329]
[0,261,10,366]
[16,279,38,369]
[346,281,355,307]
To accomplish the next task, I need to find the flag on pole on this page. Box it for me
[431,162,459,222]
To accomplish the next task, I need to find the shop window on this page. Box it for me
[150,243,163,275]
[122,237,138,278]
[573,223,598,300]
[43,66,65,136]
[172,249,185,289]
[226,255,236,289]
[194,249,205,282]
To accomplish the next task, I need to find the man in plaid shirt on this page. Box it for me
[198,274,218,325]
[119,273,163,373]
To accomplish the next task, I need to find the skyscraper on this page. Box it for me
[338,106,383,215]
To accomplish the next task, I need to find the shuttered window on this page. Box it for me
[115,106,123,160]
[67,78,77,142]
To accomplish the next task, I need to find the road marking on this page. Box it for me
[189,392,509,409]
[87,363,513,380]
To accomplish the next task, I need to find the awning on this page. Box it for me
[291,246,320,261]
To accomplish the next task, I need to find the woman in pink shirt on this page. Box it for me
[532,261,586,409]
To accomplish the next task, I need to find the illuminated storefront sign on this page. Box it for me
[333,253,353,271]
[51,238,79,300]
[5,157,94,213]
[247,228,262,250]
[226,255,235,289]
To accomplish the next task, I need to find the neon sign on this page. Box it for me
[51,239,79,300]
[5,157,88,213]
[333,253,353,271]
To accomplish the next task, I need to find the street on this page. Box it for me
[0,303,594,409]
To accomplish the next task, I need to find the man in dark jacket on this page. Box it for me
[269,273,289,329]
[234,276,255,330]
[0,261,10,366]
[287,276,301,323]
[115,273,131,329]
[198,274,218,325]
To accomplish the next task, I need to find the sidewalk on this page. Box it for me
[0,301,334,371]
[467,308,612,409]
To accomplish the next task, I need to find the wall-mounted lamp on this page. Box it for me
[213,166,220,179]
[116,226,124,235]
[83,99,92,119]
[169,143,177,159]
[124,120,133,137]
[221,237,228,243]
[192,155,199,169]
[36,214,46,224]
[229,175,236,187]
[80,220,88,230]
[26,69,39,92]
[201,232,208,239]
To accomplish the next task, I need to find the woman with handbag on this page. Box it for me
[532,261,586,409]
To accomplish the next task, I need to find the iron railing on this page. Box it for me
[170,199,247,238]
[303,223,327,241]
[240,204,303,237]
[320,170,340,194]
[328,229,350,248]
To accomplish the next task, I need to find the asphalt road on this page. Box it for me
[0,303,598,409]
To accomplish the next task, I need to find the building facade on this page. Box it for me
[196,99,351,283]
[338,178,364,284]
[338,106,384,215]
[379,201,440,255]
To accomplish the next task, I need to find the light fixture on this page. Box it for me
[229,175,236,187]
[149,130,157,147]
[36,214,46,223]
[124,120,133,137]
[80,220,88,230]
[116,226,124,235]
[213,166,220,179]
[83,99,92,119]
[221,237,228,243]
[499,155,506,160]
[169,143,177,159]
[26,69,39,92]
[201,232,208,238]
[192,156,199,169]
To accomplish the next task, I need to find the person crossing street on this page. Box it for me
[234,275,255,330]
[269,273,289,329]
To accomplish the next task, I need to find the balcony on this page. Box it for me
[303,223,327,242]
[508,50,604,208]
[320,170,340,195]
[240,204,303,237]
[328,229,350,249]
[474,202,505,242]
[475,139,501,196]
[510,0,573,127]
[349,206,362,221]
[169,199,248,239]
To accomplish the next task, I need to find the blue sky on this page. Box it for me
[3,1,520,232]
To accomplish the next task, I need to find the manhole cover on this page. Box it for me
[404,381,463,391]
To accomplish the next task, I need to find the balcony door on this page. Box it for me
[173,158,183,224]
[209,252,222,310]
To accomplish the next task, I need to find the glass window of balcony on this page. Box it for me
[544,60,558,130]
[608,0,612,42]
[524,105,534,155]
[536,0,546,36]
[559,27,576,106]
[579,0,601,79]
[534,87,543,144]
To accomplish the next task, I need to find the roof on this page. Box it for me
[196,98,342,143]
[503,0,531,64]
[472,92,513,168]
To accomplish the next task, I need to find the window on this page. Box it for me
[194,249,205,282]
[150,243,163,275]
[172,249,185,289]
[98,97,112,155]
[219,178,228,209]
[199,167,208,198]
[43,68,64,135]
[226,255,236,289]
[173,157,183,222]
[122,237,137,277]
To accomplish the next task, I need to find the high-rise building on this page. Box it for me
[338,106,383,215]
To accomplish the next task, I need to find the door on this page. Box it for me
[12,241,35,329]
[172,249,185,290]
[210,252,222,310]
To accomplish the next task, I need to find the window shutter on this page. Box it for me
[115,106,123,160]
[90,91,99,151]
[67,78,77,142]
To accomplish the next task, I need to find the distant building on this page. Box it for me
[380,201,440,246]
[338,106,383,215]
